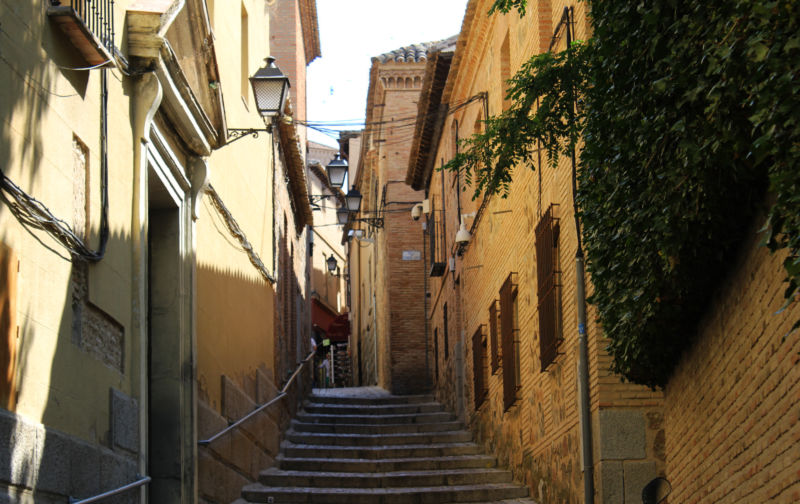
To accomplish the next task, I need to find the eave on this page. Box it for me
[278,117,314,231]
[406,50,453,191]
[299,0,321,64]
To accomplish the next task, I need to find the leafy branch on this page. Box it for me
[444,42,589,199]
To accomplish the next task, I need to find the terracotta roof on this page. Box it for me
[372,36,458,64]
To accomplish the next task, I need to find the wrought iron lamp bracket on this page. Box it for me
[225,127,271,147]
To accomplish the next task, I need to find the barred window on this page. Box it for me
[500,273,520,411]
[489,299,500,374]
[472,325,488,409]
[434,327,439,380]
[427,201,446,277]
[535,204,563,371]
[443,303,449,360]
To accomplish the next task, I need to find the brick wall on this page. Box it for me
[349,59,430,393]
[424,1,665,502]
[663,229,800,504]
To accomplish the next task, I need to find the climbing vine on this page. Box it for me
[447,0,800,388]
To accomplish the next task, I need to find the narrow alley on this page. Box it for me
[1,0,798,503]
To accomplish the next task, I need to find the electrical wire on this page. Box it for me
[205,184,277,285]
[0,69,110,262]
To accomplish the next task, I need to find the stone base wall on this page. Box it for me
[0,408,137,504]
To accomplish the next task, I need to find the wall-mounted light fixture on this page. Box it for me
[345,186,362,212]
[325,154,348,189]
[224,57,291,147]
[326,254,338,274]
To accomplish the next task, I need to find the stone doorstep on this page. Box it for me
[259,467,513,488]
[281,441,483,460]
[275,454,498,473]
[290,419,464,434]
[285,429,473,446]
[295,411,455,425]
[241,482,530,504]
[308,394,434,405]
[302,402,444,415]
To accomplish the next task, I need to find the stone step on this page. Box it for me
[241,482,530,503]
[275,454,498,473]
[303,401,444,416]
[259,467,513,488]
[281,441,483,460]
[308,394,435,405]
[285,429,473,446]
[295,411,455,425]
[291,419,464,435]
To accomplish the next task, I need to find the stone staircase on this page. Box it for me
[239,389,536,504]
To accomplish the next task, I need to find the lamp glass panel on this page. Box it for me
[252,80,286,116]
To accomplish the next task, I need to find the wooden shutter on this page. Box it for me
[500,273,519,411]
[472,325,488,409]
[489,300,500,373]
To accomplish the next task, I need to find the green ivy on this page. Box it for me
[448,0,800,388]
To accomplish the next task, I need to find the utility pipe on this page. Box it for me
[561,6,595,503]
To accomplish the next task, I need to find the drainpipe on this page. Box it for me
[561,6,595,503]
[131,71,163,489]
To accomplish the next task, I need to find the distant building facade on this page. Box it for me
[347,42,446,394]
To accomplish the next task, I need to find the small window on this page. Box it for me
[472,325,488,409]
[500,272,519,411]
[500,32,511,111]
[443,303,449,360]
[241,2,250,103]
[433,327,439,380]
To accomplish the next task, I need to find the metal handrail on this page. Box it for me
[69,475,150,504]
[198,351,315,446]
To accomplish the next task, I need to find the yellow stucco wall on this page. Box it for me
[0,1,138,441]
[195,0,279,412]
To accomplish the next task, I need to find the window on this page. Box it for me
[500,32,511,111]
[500,272,519,411]
[489,299,500,374]
[535,204,563,371]
[427,197,446,277]
[472,325,488,409]
[241,2,250,102]
[443,303,449,360]
[433,327,439,380]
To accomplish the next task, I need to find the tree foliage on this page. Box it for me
[447,0,800,388]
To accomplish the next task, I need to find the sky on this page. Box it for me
[306,0,469,147]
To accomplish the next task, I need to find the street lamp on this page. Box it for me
[326,154,348,189]
[336,207,350,225]
[326,254,338,274]
[249,56,291,118]
[345,186,362,212]
[225,57,291,146]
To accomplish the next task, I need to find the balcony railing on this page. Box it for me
[48,0,115,67]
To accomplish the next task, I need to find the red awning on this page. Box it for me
[327,313,350,343]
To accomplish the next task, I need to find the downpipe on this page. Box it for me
[576,250,595,504]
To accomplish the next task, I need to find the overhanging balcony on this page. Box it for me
[47,0,115,67]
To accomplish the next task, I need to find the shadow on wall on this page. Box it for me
[275,220,307,390]
[1,229,139,504]
[196,263,276,412]
[0,2,97,189]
